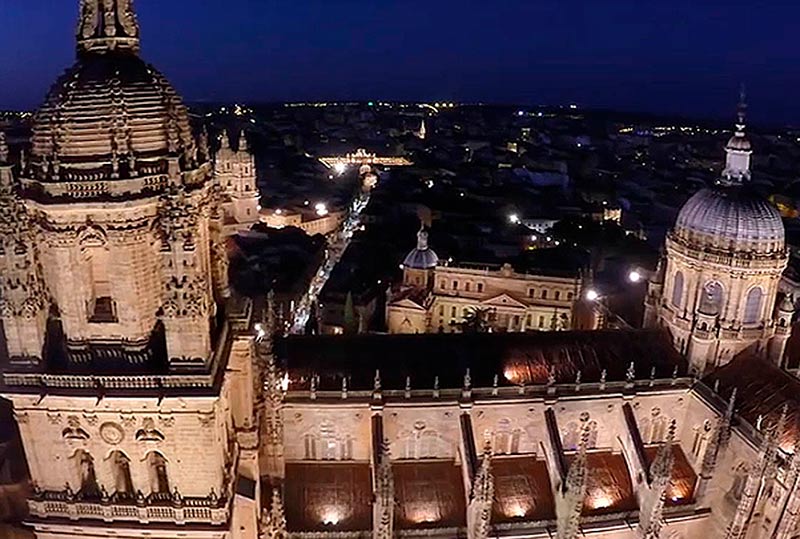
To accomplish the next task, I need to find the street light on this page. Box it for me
[628,270,642,283]
[585,289,599,302]
[334,162,347,175]
[508,214,520,224]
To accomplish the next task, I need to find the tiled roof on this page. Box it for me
[276,329,686,391]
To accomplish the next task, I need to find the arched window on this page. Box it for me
[110,451,134,497]
[147,452,170,494]
[671,271,684,307]
[699,281,724,315]
[74,450,100,498]
[743,287,763,324]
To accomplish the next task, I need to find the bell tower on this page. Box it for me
[0,2,263,538]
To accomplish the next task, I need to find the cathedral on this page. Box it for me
[643,96,792,374]
[3,2,800,539]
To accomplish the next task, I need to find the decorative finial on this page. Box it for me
[433,375,440,398]
[626,361,636,383]
[547,366,556,386]
[373,369,381,392]
[341,377,348,399]
[0,132,8,165]
[737,83,747,130]
[77,0,141,54]
[405,376,411,398]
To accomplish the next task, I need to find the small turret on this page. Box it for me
[770,294,794,366]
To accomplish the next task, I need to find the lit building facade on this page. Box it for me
[387,229,581,334]
[644,100,791,374]
[0,2,264,538]
[263,330,800,539]
[214,130,260,235]
[318,148,413,170]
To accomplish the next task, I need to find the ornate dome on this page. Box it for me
[31,54,194,172]
[27,1,197,186]
[403,228,439,269]
[673,186,784,252]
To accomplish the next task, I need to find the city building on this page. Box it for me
[387,227,582,333]
[214,130,261,235]
[4,3,800,539]
[643,98,791,374]
[318,148,413,170]
[259,206,345,237]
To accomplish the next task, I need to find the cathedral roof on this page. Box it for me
[28,1,197,189]
[673,185,784,251]
[276,329,686,391]
[705,354,800,453]
[671,94,784,254]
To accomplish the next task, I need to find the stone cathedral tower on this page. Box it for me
[215,130,260,235]
[0,2,265,538]
[644,96,791,374]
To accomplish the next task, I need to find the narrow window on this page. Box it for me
[671,271,684,307]
[743,288,763,324]
[148,453,170,494]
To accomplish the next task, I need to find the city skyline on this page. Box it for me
[2,0,800,123]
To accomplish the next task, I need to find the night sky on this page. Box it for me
[1,0,798,124]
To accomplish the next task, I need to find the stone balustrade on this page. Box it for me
[29,495,229,525]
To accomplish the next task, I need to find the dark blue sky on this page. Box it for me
[2,1,799,123]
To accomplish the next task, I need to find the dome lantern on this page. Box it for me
[721,86,752,185]
[77,0,140,55]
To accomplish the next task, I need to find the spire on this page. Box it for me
[721,85,752,184]
[77,0,140,55]
[219,130,231,150]
[558,417,590,539]
[735,84,747,136]
[467,443,494,539]
[260,488,287,539]
[374,441,394,539]
[239,130,249,152]
[0,132,8,165]
[640,420,675,538]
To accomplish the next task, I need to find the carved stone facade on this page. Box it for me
[388,251,582,334]
[0,2,263,539]
[214,130,260,235]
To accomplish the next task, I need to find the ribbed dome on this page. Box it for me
[403,227,439,269]
[673,186,784,252]
[30,52,195,178]
[403,248,439,270]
